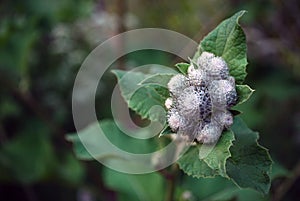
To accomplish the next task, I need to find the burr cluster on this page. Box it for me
[166,52,237,144]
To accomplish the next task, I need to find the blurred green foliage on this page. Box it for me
[0,0,299,201]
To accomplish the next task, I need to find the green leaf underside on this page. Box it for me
[178,130,235,178]
[197,10,248,84]
[236,84,254,105]
[226,117,272,194]
[175,62,190,74]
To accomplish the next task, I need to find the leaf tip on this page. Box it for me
[235,10,247,25]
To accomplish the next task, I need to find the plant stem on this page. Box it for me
[165,177,176,201]
[165,164,178,201]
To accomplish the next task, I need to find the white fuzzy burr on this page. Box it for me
[165,97,173,109]
[167,110,182,131]
[209,79,237,109]
[167,74,188,97]
[196,120,223,144]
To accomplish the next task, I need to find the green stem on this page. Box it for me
[165,164,179,201]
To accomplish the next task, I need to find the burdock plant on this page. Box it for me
[114,11,272,194]
[69,11,273,198]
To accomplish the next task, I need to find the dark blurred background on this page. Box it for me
[0,0,299,201]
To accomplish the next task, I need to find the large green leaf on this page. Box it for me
[177,131,234,178]
[178,117,272,194]
[178,146,217,178]
[196,10,248,84]
[205,187,269,201]
[181,175,268,201]
[181,176,233,200]
[226,117,272,194]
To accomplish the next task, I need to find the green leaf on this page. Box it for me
[178,146,218,178]
[129,86,167,122]
[178,131,235,179]
[236,85,254,105]
[197,10,248,84]
[202,130,235,178]
[181,176,233,200]
[205,187,269,201]
[112,70,147,102]
[103,167,165,201]
[139,73,175,88]
[181,175,268,201]
[112,70,167,122]
[175,62,190,74]
[154,85,170,100]
[226,117,272,194]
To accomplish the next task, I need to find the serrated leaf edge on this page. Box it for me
[228,118,273,194]
[202,130,236,179]
[177,160,219,179]
[236,84,255,105]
